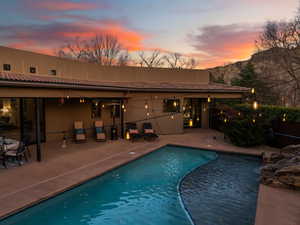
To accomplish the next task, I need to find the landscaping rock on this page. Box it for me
[260,147,300,189]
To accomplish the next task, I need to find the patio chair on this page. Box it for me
[126,123,142,142]
[5,142,28,166]
[94,120,106,142]
[74,121,87,143]
[142,123,159,141]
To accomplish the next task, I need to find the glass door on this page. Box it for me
[183,99,202,128]
[21,99,45,144]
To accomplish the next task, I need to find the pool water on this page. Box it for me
[180,153,261,225]
[0,146,217,225]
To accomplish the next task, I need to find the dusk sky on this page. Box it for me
[0,0,299,68]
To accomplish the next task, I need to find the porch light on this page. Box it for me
[125,131,130,140]
[189,119,193,127]
[253,101,258,110]
[207,96,211,103]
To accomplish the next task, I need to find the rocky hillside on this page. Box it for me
[208,49,299,106]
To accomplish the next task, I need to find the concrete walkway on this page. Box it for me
[0,129,299,225]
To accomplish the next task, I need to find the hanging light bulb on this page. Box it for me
[173,101,178,107]
[251,88,255,94]
[102,104,105,108]
[253,101,258,110]
[66,96,70,99]
[203,107,206,112]
[124,108,127,113]
[197,117,200,121]
[207,96,211,103]
[171,114,174,120]
[122,104,125,109]
[252,118,256,123]
[146,112,150,117]
[224,118,227,123]
[145,102,149,109]
[95,102,98,106]
[238,112,241,116]
[182,106,186,111]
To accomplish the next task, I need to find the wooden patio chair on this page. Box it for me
[142,122,159,141]
[74,121,87,143]
[94,120,106,142]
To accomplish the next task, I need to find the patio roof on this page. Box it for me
[0,72,249,93]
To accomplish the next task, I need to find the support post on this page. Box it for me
[120,99,124,139]
[35,98,42,162]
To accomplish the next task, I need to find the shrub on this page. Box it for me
[215,104,300,147]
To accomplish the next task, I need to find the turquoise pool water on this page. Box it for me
[0,146,217,225]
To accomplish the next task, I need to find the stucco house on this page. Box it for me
[0,46,248,160]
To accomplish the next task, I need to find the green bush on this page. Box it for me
[216,104,300,147]
[223,119,265,147]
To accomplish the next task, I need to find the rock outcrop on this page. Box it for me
[261,144,300,189]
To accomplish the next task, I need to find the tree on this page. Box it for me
[58,34,128,66]
[163,52,199,69]
[231,63,278,104]
[257,18,300,106]
[137,50,165,68]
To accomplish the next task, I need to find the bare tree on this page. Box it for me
[257,19,300,106]
[137,50,164,68]
[117,50,131,66]
[163,52,199,69]
[58,34,125,66]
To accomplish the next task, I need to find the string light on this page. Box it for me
[102,104,105,108]
[252,118,256,123]
[146,112,150,117]
[282,113,287,122]
[171,114,174,120]
[253,101,258,110]
[251,88,255,94]
[238,112,241,116]
[182,106,186,111]
[124,108,127,113]
[125,131,130,140]
[122,104,125,109]
[145,102,149,109]
[197,117,200,121]
[224,118,228,123]
[173,101,178,107]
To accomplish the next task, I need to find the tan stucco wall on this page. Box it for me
[45,99,121,141]
[0,46,209,83]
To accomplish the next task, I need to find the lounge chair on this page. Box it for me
[126,123,142,142]
[94,120,106,142]
[5,142,28,166]
[74,121,87,143]
[142,123,159,141]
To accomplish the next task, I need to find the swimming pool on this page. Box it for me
[0,146,217,225]
[0,146,261,225]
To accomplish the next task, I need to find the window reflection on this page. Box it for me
[0,98,20,139]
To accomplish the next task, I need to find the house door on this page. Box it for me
[183,98,202,128]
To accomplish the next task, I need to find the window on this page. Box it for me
[30,67,36,74]
[163,99,180,112]
[3,64,11,71]
[49,70,57,76]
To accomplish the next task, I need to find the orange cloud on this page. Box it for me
[189,24,261,68]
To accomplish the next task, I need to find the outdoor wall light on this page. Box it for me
[125,131,130,140]
[189,119,193,127]
[207,96,211,103]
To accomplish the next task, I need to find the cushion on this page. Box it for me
[95,127,103,133]
[144,129,154,134]
[129,129,139,134]
[76,134,86,140]
[97,133,106,140]
[75,128,85,134]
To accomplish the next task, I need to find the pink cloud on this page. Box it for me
[188,24,262,68]
[29,0,104,11]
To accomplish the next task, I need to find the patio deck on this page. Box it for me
[0,129,299,225]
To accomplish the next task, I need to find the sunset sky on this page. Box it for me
[0,0,298,68]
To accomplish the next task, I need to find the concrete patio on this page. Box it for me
[0,129,299,225]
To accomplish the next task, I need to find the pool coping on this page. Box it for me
[0,143,263,221]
